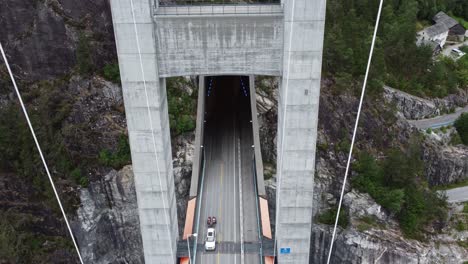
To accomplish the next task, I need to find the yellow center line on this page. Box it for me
[217,162,224,264]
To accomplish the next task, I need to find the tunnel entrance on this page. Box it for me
[204,75,252,125]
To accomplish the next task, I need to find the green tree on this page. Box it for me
[455,113,468,145]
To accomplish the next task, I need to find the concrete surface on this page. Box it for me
[110,1,326,262]
[154,13,283,77]
[195,76,260,264]
[249,75,267,197]
[442,186,468,203]
[189,76,206,198]
[276,0,326,263]
[441,40,468,58]
[110,0,178,263]
[409,105,468,129]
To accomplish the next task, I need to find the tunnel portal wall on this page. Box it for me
[154,10,284,77]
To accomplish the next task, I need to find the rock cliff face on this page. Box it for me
[383,86,468,120]
[261,83,468,263]
[73,132,194,263]
[171,132,195,235]
[0,0,115,81]
[382,86,468,186]
[383,86,440,119]
[73,166,143,264]
[423,141,468,186]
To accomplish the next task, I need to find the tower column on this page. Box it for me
[277,0,326,263]
[110,0,178,263]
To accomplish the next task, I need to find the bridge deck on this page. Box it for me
[194,76,261,264]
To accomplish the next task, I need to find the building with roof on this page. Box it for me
[417,11,466,52]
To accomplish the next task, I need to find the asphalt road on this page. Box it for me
[409,105,468,129]
[442,186,468,203]
[195,76,261,264]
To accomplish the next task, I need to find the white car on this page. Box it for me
[205,228,216,251]
[452,48,466,57]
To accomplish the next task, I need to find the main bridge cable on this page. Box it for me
[0,43,85,264]
[273,0,296,260]
[326,0,384,263]
[129,0,175,261]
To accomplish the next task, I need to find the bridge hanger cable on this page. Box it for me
[0,43,85,264]
[129,0,175,261]
[326,0,384,263]
[273,0,296,260]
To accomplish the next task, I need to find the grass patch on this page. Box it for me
[457,240,468,249]
[433,179,468,191]
[356,215,382,232]
[452,15,468,29]
[463,202,468,214]
[102,63,120,83]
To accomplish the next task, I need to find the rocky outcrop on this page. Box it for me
[383,86,468,120]
[73,131,195,262]
[73,166,144,264]
[423,142,468,186]
[172,132,195,235]
[310,224,467,264]
[383,86,440,119]
[256,77,279,164]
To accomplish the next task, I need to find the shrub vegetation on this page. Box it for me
[352,137,447,238]
[317,206,349,228]
[455,113,468,145]
[167,77,197,136]
[102,63,121,83]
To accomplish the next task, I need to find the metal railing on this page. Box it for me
[252,154,264,264]
[192,148,205,264]
[159,0,280,5]
[155,2,283,16]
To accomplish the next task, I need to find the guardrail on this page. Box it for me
[252,154,264,264]
[155,3,283,16]
[159,0,280,5]
[193,148,205,264]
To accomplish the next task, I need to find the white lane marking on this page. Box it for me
[233,117,237,264]
[238,138,245,264]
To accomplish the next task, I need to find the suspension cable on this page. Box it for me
[326,1,384,263]
[0,43,84,264]
[129,0,175,261]
[273,0,296,260]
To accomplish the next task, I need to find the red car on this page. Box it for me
[207,216,217,226]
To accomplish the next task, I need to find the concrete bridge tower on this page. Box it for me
[109,0,326,263]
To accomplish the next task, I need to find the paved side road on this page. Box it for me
[442,186,468,203]
[408,105,468,130]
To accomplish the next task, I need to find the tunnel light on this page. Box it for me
[240,76,248,97]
